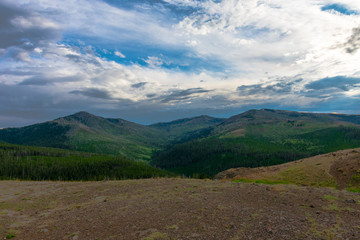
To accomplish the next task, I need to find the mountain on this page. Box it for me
[0,112,222,160]
[2,109,360,176]
[215,147,360,192]
[0,111,164,160]
[151,109,360,177]
[150,115,224,142]
[215,108,360,135]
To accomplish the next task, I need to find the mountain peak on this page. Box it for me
[70,111,96,118]
[54,111,103,127]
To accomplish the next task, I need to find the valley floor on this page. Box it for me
[0,179,360,240]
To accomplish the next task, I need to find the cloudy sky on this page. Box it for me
[1,0,360,127]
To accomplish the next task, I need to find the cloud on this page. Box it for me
[321,4,359,15]
[0,1,61,62]
[305,76,360,91]
[146,93,157,98]
[131,82,148,89]
[144,56,163,68]
[160,88,210,103]
[344,27,360,54]
[69,88,113,99]
[19,75,84,86]
[170,0,360,80]
[114,51,126,58]
[1,0,360,127]
[237,79,302,96]
[64,53,102,67]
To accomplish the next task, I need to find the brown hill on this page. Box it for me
[215,148,360,190]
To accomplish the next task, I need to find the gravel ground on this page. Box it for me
[0,178,359,240]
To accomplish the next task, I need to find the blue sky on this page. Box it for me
[1,0,360,127]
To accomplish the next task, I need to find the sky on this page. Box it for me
[1,0,360,127]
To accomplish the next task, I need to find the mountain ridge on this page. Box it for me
[1,109,360,174]
[0,111,224,160]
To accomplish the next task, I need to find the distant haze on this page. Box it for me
[1,1,360,127]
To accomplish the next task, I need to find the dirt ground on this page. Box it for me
[0,178,360,240]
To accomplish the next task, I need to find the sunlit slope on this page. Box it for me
[215,148,360,191]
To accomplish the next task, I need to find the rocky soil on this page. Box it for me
[1,178,360,239]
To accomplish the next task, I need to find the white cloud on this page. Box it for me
[174,0,360,82]
[144,56,163,68]
[11,15,58,30]
[114,51,125,58]
[1,0,360,126]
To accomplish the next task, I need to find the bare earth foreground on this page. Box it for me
[1,179,360,240]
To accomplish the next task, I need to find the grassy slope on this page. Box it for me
[151,109,360,177]
[215,148,360,192]
[0,143,173,180]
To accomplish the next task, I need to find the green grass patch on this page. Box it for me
[346,187,360,193]
[275,166,338,188]
[323,194,337,201]
[323,203,340,211]
[232,178,290,185]
[6,234,16,239]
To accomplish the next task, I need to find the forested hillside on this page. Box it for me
[0,143,173,180]
[151,109,360,177]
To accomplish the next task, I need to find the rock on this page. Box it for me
[345,199,356,204]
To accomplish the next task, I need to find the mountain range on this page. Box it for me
[1,109,360,177]
[0,111,223,160]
